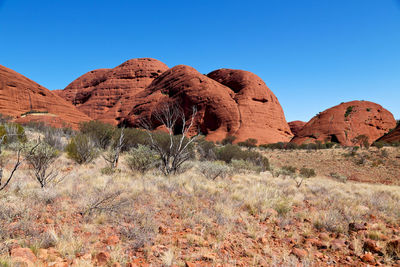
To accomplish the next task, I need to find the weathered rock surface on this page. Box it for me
[291,101,396,146]
[0,65,90,128]
[288,121,306,136]
[125,65,292,144]
[377,124,400,143]
[207,69,293,143]
[55,58,169,125]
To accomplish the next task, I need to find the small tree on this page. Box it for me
[25,141,61,188]
[65,134,99,164]
[140,103,198,175]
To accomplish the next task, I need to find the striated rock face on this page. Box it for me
[0,65,90,129]
[377,124,400,143]
[291,101,396,146]
[288,121,306,136]
[207,69,293,143]
[55,58,169,124]
[125,65,292,144]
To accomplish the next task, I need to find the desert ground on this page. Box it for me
[0,125,399,267]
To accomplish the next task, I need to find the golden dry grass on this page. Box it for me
[0,149,399,266]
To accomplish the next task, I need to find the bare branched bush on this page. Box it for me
[0,134,37,191]
[65,134,99,164]
[80,188,125,216]
[119,209,157,250]
[103,127,125,169]
[140,103,198,175]
[25,141,62,188]
[126,144,159,174]
[197,161,231,180]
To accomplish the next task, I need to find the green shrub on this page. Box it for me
[215,144,242,163]
[300,167,316,178]
[345,106,354,118]
[259,142,286,150]
[126,145,159,174]
[65,134,99,164]
[325,142,336,149]
[100,167,119,175]
[237,138,258,149]
[117,128,148,152]
[221,135,236,145]
[215,144,269,171]
[282,165,297,174]
[79,121,115,150]
[285,142,298,150]
[372,141,385,149]
[20,110,49,116]
[196,137,216,161]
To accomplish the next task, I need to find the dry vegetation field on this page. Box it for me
[0,124,399,266]
[266,146,400,185]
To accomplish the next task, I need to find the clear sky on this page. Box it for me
[0,0,399,122]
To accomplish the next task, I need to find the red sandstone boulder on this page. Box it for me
[55,58,169,125]
[291,101,396,146]
[288,121,306,136]
[124,65,292,144]
[0,65,90,129]
[376,124,400,143]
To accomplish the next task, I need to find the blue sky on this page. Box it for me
[0,0,399,122]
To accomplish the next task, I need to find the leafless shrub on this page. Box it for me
[80,188,125,216]
[119,209,157,250]
[103,127,125,169]
[140,103,198,175]
[25,141,63,188]
[40,227,59,248]
[313,209,347,233]
[0,137,37,191]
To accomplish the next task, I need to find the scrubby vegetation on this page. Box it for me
[0,119,399,266]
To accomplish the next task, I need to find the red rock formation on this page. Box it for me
[0,65,90,129]
[207,69,293,143]
[55,58,169,125]
[125,65,292,144]
[291,101,396,146]
[288,121,306,136]
[376,124,400,143]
